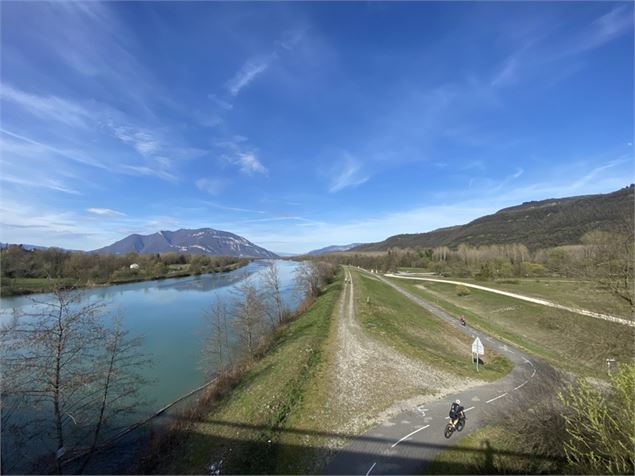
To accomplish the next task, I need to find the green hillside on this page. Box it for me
[354,185,634,251]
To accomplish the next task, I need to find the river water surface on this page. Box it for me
[1,259,303,473]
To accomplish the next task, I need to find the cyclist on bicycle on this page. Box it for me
[449,399,465,428]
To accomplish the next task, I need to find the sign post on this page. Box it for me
[606,358,616,375]
[471,337,484,372]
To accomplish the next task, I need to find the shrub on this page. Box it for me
[559,364,635,475]
[456,285,471,296]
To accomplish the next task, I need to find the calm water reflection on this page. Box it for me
[1,259,302,413]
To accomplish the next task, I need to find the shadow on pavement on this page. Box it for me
[127,415,565,475]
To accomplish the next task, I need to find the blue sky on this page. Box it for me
[1,1,633,254]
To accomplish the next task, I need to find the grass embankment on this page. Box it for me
[396,270,632,319]
[423,424,562,475]
[354,272,511,381]
[392,278,634,378]
[156,275,342,474]
[0,261,247,297]
[0,277,76,296]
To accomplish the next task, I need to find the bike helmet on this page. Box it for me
[455,399,460,405]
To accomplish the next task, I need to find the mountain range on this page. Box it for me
[307,243,364,255]
[94,228,278,258]
[353,185,634,252]
[0,242,50,251]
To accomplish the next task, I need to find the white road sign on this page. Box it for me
[471,337,484,356]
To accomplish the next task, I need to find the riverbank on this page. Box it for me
[0,260,251,297]
[138,271,343,474]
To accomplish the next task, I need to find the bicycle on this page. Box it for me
[443,415,466,438]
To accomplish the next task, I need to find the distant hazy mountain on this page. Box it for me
[353,185,634,252]
[307,243,364,255]
[0,242,50,251]
[94,228,278,258]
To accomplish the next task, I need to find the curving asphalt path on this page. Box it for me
[325,269,546,475]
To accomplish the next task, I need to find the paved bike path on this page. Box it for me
[325,270,542,475]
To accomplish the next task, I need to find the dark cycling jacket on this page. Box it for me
[449,402,464,418]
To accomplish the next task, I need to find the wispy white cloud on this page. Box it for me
[119,165,179,183]
[86,207,126,217]
[0,83,91,129]
[491,5,632,88]
[0,128,107,169]
[109,122,207,181]
[202,201,266,214]
[226,54,277,97]
[328,154,369,192]
[234,153,268,176]
[1,173,82,195]
[0,198,185,250]
[578,5,632,53]
[570,156,631,189]
[208,94,234,111]
[224,28,307,98]
[214,135,268,176]
[491,56,519,87]
[275,28,308,51]
[196,178,227,195]
[234,215,325,226]
[112,126,160,157]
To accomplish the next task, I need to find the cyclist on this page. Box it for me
[460,315,466,326]
[449,399,465,428]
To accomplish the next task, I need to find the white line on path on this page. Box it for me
[365,462,377,476]
[514,381,528,390]
[486,393,508,404]
[531,368,536,378]
[391,425,430,448]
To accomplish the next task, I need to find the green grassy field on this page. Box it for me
[391,278,634,378]
[0,277,76,296]
[353,271,512,381]
[161,275,343,474]
[396,270,632,319]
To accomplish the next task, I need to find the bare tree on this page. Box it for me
[262,262,286,327]
[201,298,232,377]
[1,289,149,474]
[294,261,321,299]
[77,317,149,473]
[232,281,266,361]
[581,230,634,309]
